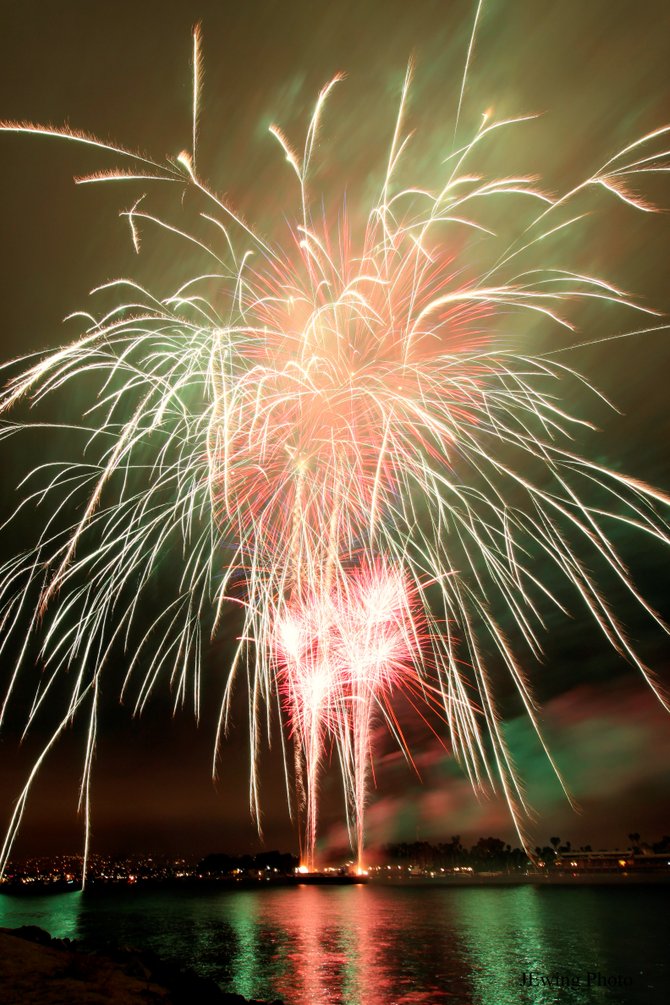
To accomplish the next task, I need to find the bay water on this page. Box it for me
[0,883,667,1003]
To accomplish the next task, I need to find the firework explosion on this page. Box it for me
[273,562,427,871]
[1,13,669,879]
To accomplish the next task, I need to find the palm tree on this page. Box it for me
[628,832,641,853]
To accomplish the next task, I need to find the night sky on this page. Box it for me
[0,0,669,861]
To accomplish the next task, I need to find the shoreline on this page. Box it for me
[2,871,670,896]
[0,926,283,1005]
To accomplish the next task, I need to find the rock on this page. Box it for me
[9,925,53,946]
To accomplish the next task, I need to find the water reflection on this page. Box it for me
[0,889,81,940]
[228,893,260,1000]
[0,884,667,1004]
[456,886,661,1005]
[226,885,471,1004]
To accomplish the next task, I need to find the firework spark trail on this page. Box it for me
[334,563,427,871]
[0,11,669,877]
[272,561,427,869]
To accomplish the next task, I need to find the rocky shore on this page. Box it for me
[0,926,283,1004]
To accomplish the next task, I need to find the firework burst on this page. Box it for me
[273,561,428,870]
[1,12,669,878]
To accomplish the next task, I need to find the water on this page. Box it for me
[1,883,667,1004]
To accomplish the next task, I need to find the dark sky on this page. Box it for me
[0,0,669,861]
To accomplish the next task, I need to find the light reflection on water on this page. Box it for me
[1,884,667,1004]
